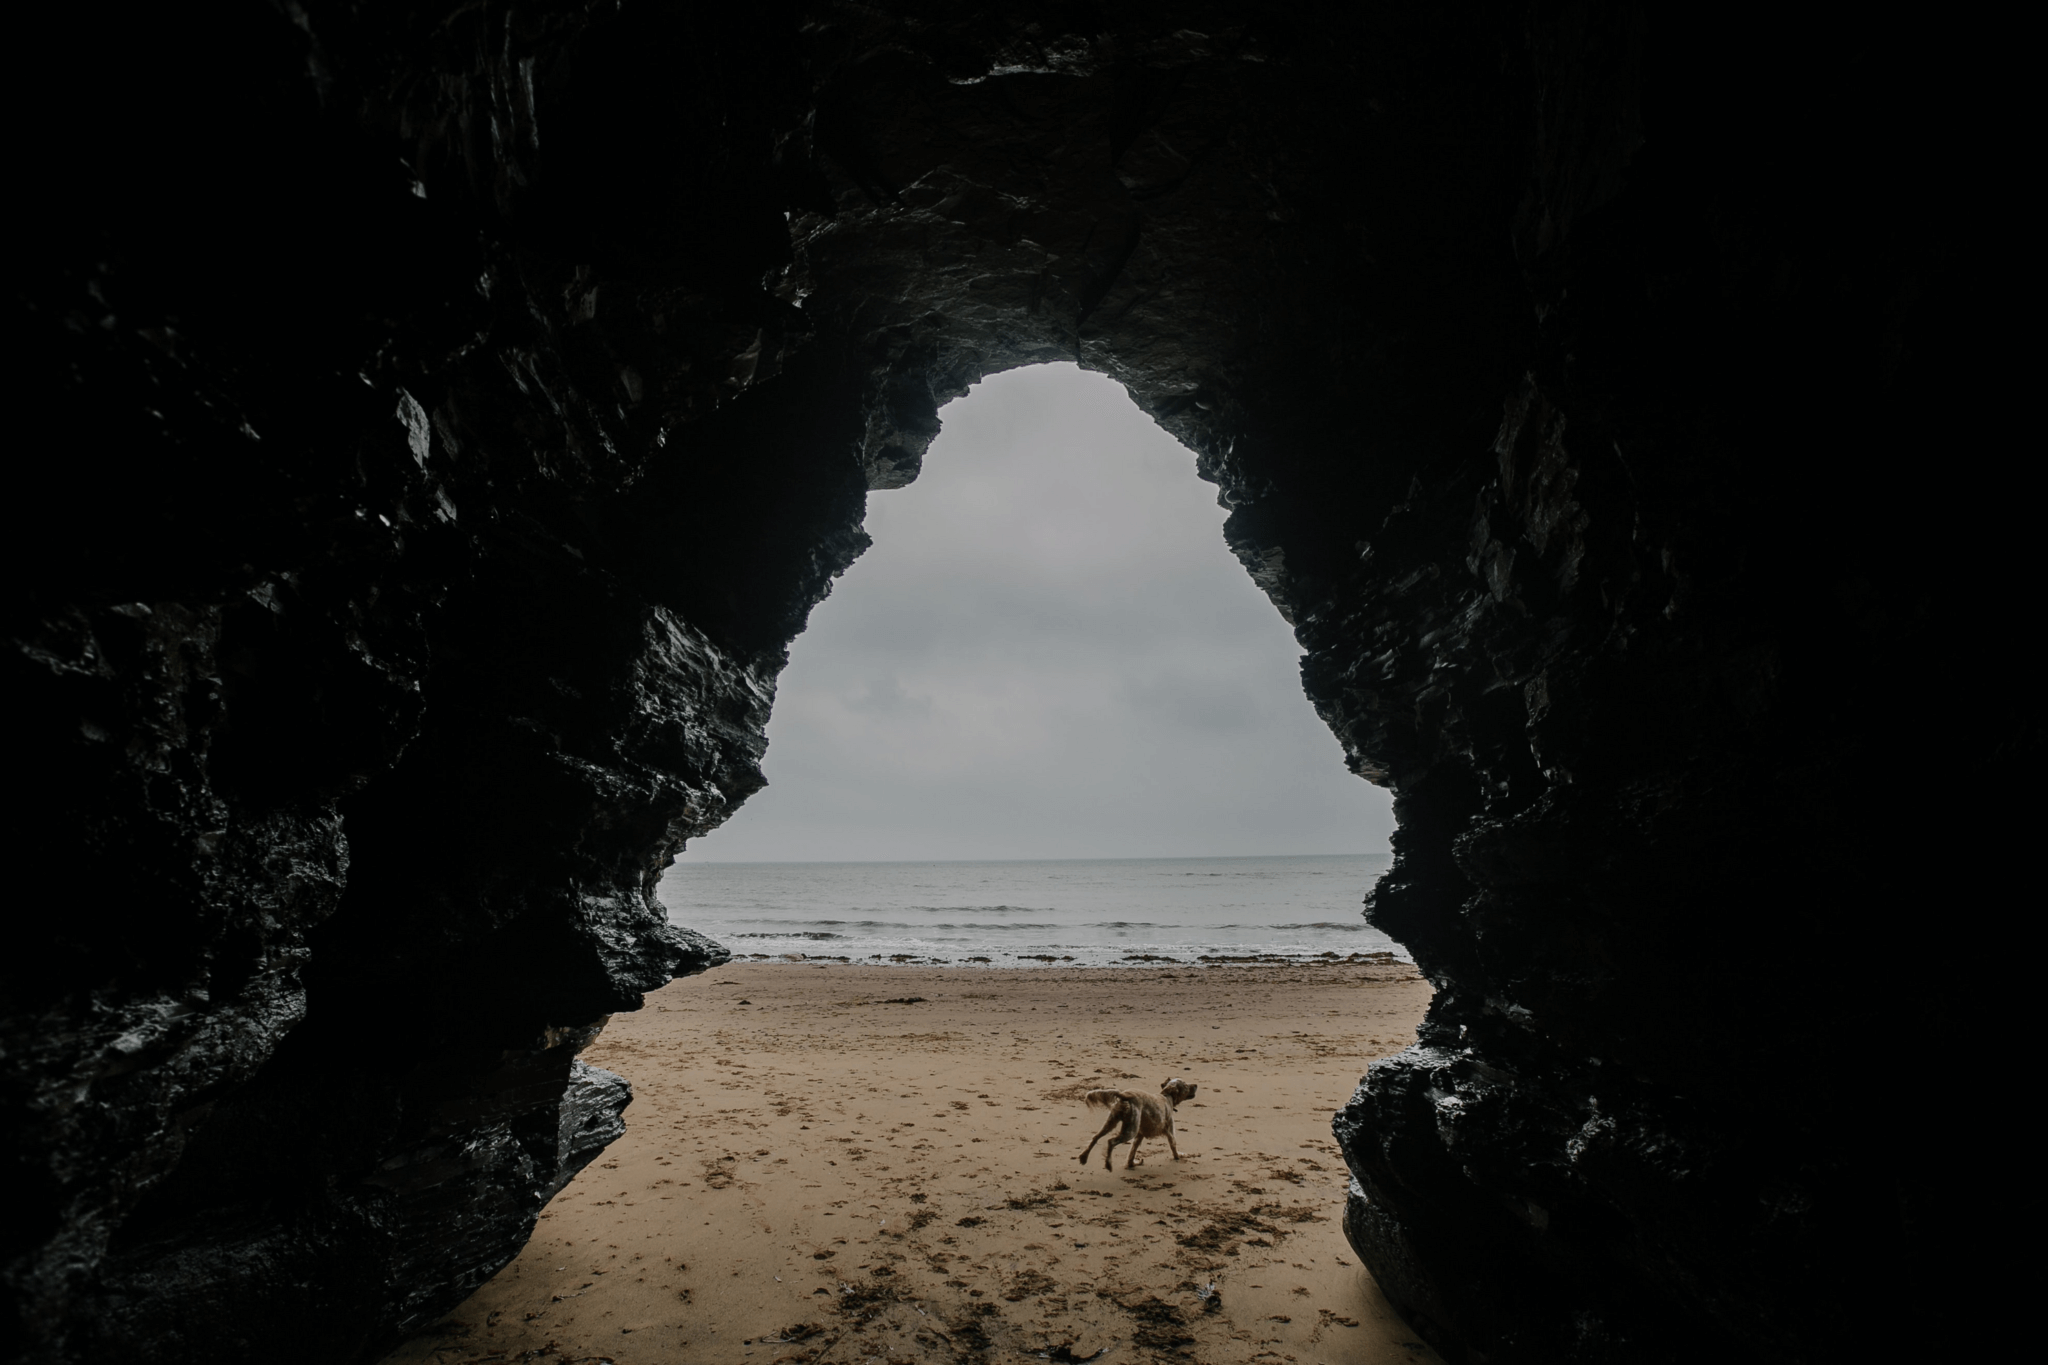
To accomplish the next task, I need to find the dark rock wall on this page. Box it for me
[3,3,2020,1363]
[9,4,835,1359]
[1321,11,2015,1358]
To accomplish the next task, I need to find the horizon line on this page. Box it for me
[668,850,1392,866]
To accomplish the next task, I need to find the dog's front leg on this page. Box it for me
[1126,1134,1146,1169]
[1164,1119,1181,1162]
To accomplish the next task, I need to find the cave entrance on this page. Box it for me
[473,365,1431,1365]
[658,361,1396,968]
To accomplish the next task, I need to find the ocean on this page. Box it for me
[655,853,1404,967]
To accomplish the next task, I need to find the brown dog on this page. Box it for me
[1078,1078,1197,1170]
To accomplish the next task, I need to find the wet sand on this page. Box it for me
[381,961,1440,1365]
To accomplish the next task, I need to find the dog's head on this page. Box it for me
[1161,1078,1197,1106]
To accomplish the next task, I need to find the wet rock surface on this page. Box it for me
[3,4,2020,1363]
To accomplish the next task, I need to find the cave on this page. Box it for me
[5,4,2020,1363]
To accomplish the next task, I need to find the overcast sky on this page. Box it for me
[678,363,1394,862]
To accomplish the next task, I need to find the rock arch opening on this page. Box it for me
[675,361,1393,867]
[7,5,2014,1365]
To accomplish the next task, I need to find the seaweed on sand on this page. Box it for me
[942,1301,1004,1359]
[1002,1269,1057,1302]
[1173,1207,1282,1255]
[1101,1292,1196,1352]
[830,1278,904,1324]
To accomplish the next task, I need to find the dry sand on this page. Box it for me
[382,961,1441,1365]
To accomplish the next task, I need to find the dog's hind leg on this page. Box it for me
[1104,1119,1133,1171]
[1080,1109,1123,1165]
[1125,1134,1146,1169]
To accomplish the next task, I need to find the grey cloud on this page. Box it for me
[1120,672,1263,731]
[841,675,934,718]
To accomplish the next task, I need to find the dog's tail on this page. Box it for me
[1083,1089,1128,1111]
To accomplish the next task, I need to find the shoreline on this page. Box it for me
[709,951,1415,969]
[382,961,1440,1365]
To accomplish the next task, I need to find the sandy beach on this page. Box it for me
[380,961,1439,1365]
